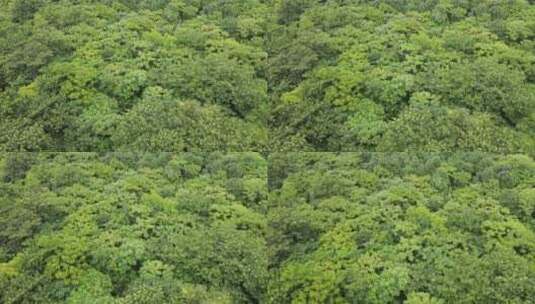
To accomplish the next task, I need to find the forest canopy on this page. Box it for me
[1,0,535,303]
[267,152,535,303]
[268,0,535,151]
[1,152,534,303]
[0,0,270,151]
[0,153,269,303]
[0,0,534,151]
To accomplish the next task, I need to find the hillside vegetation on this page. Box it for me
[1,153,269,303]
[268,0,535,151]
[0,1,534,303]
[267,152,535,303]
[1,0,270,151]
[1,0,534,151]
[1,153,534,303]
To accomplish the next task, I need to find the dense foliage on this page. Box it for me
[1,0,535,303]
[1,152,534,303]
[0,0,269,151]
[1,0,534,151]
[269,0,535,151]
[0,153,268,303]
[268,153,535,303]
